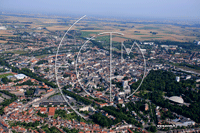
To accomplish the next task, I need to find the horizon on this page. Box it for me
[0,0,200,22]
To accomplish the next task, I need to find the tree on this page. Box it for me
[148,126,157,132]
[1,77,11,84]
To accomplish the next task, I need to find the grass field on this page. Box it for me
[0,73,14,78]
[80,31,99,37]
[3,50,28,54]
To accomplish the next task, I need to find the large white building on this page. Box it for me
[79,106,96,112]
[123,80,128,88]
[176,76,180,82]
[172,118,195,127]
[14,74,27,80]
[0,26,6,30]
[169,96,184,104]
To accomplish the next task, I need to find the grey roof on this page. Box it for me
[169,96,184,104]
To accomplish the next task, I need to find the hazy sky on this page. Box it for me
[0,0,199,20]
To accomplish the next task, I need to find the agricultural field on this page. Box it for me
[0,14,200,43]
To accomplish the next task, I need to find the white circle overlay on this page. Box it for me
[55,15,146,119]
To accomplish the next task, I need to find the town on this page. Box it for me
[0,12,200,133]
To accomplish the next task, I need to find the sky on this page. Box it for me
[0,0,200,20]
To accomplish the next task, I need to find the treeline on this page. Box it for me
[92,97,106,104]
[132,70,200,123]
[125,101,149,122]
[90,40,104,49]
[178,63,200,70]
[1,77,12,84]
[15,80,36,86]
[36,60,48,65]
[62,87,92,105]
[14,68,57,88]
[0,90,17,115]
[91,112,116,127]
[63,128,79,133]
[102,106,143,127]
[0,58,10,68]
[145,91,200,123]
[25,88,36,97]
[131,70,198,103]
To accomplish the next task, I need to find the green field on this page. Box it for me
[80,31,99,37]
[0,73,14,78]
[96,35,110,41]
[4,50,28,55]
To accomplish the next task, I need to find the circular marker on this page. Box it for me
[55,15,146,120]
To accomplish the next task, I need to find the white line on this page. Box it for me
[55,15,87,119]
[98,32,124,36]
[110,33,112,102]
[126,41,146,99]
[96,32,124,102]
[121,42,135,55]
[75,35,97,99]
[121,41,123,63]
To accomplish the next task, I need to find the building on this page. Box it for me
[32,103,40,108]
[140,49,146,54]
[124,87,131,95]
[14,74,27,80]
[196,79,200,82]
[176,76,180,82]
[48,107,55,117]
[123,80,128,88]
[144,103,149,111]
[185,75,191,80]
[0,26,6,30]
[123,80,131,94]
[40,107,47,114]
[172,118,195,127]
[79,106,96,112]
[132,78,138,82]
[168,96,184,104]
[7,75,17,81]
[118,98,123,104]
[143,42,154,45]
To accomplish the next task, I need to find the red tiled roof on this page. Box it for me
[48,107,55,116]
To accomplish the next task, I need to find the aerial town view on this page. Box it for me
[0,0,200,133]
